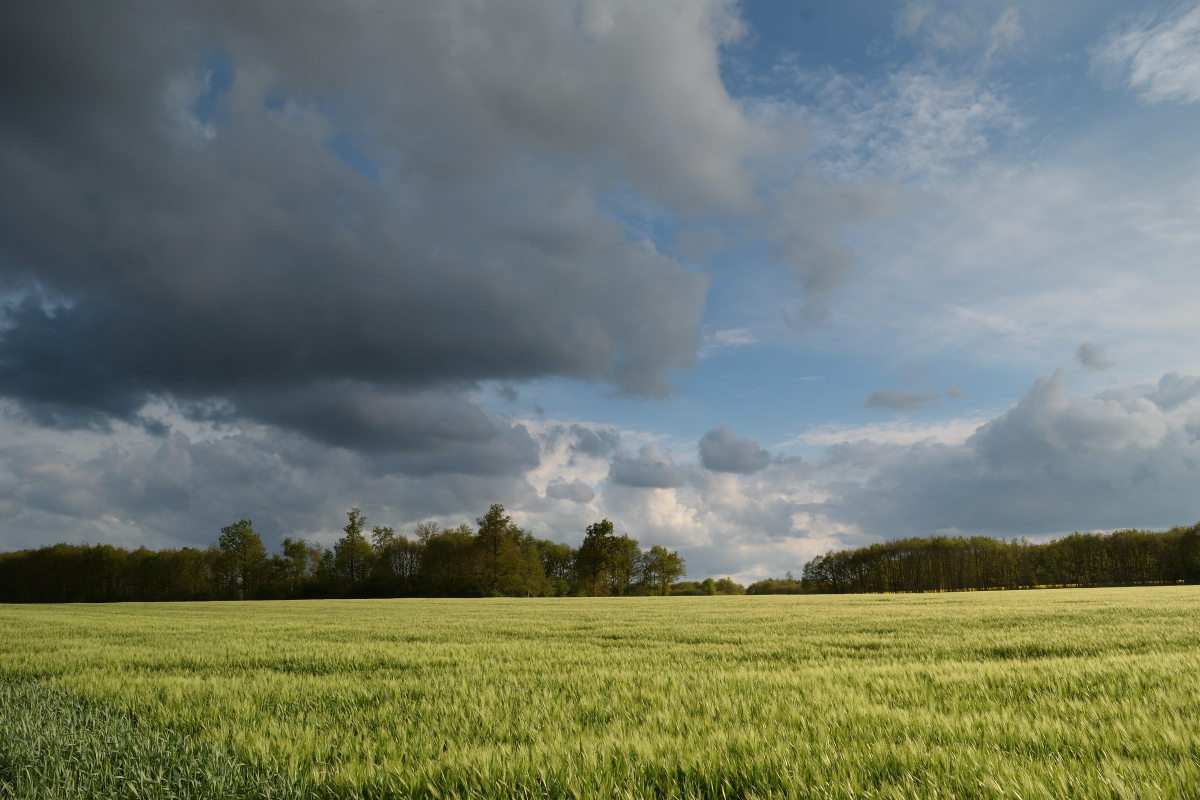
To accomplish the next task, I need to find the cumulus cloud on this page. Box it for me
[544,478,596,504]
[608,444,686,489]
[1075,342,1116,371]
[1092,4,1200,104]
[698,426,770,473]
[594,371,1200,578]
[560,424,620,459]
[819,370,1200,537]
[1149,371,1200,410]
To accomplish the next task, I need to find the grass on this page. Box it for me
[2,588,1200,798]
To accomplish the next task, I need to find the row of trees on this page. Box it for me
[8,515,1200,602]
[781,524,1200,594]
[0,505,689,603]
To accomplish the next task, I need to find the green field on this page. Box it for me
[2,589,1200,799]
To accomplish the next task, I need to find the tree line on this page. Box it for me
[6,514,1200,603]
[0,505,694,603]
[751,524,1200,594]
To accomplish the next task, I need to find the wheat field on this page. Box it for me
[2,588,1200,798]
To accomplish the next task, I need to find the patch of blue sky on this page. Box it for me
[192,49,234,126]
[260,82,382,181]
[323,130,381,181]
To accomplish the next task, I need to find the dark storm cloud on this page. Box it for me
[0,0,762,451]
[608,445,686,488]
[235,383,539,476]
[698,426,770,473]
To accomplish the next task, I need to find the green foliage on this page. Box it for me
[714,577,745,595]
[371,525,421,590]
[746,577,806,595]
[672,577,745,596]
[3,589,1200,798]
[274,536,321,598]
[641,545,686,595]
[572,520,684,596]
[420,524,477,596]
[795,523,1200,594]
[574,518,616,596]
[333,508,374,589]
[218,519,268,599]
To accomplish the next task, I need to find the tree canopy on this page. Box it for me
[0,505,689,602]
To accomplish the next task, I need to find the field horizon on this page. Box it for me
[3,588,1200,798]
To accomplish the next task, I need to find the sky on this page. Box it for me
[1,0,1199,582]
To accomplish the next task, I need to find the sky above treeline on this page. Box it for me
[1,0,1199,581]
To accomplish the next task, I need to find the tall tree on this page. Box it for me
[575,519,616,596]
[414,521,440,545]
[476,504,522,594]
[334,508,375,588]
[276,536,314,596]
[372,525,422,591]
[218,519,268,599]
[536,539,575,594]
[643,545,686,595]
[607,535,642,596]
[421,524,477,596]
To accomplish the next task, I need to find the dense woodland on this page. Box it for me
[789,524,1200,594]
[0,505,692,603]
[2,510,1199,602]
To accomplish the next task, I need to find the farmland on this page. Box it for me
[3,589,1200,798]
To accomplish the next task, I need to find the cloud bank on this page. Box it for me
[6,371,1199,582]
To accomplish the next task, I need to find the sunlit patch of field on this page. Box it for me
[3,588,1200,798]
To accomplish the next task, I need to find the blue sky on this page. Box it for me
[492,0,1200,464]
[1,0,1199,580]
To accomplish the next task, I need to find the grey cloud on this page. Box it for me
[544,478,595,504]
[698,426,770,473]
[1075,342,1115,371]
[538,423,619,464]
[0,422,540,552]
[608,444,686,489]
[0,0,755,447]
[865,388,937,410]
[770,177,894,326]
[945,385,968,399]
[0,0,910,557]
[819,370,1200,538]
[1150,372,1200,411]
[564,425,620,458]
[235,383,539,476]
